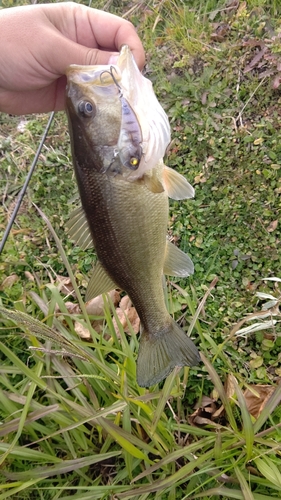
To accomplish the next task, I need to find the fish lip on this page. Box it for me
[65,44,131,83]
[65,45,129,70]
[65,64,123,87]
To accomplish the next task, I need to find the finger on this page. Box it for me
[84,9,145,69]
[45,3,145,70]
[0,86,57,115]
[47,34,143,76]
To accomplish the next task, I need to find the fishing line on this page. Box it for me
[0,111,55,255]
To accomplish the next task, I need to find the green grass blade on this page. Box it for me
[151,367,179,433]
[189,486,273,499]
[0,443,62,462]
[232,378,254,462]
[5,451,121,480]
[97,417,157,461]
[254,383,281,434]
[234,466,254,500]
[200,353,238,433]
[0,480,41,500]
[254,457,281,489]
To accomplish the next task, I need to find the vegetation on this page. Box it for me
[0,0,281,498]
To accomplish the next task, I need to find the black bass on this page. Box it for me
[65,45,200,387]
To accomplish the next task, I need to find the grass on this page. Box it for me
[0,0,281,498]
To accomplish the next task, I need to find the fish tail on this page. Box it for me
[136,320,200,387]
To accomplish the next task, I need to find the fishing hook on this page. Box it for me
[100,66,123,96]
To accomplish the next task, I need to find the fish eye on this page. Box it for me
[78,100,95,117]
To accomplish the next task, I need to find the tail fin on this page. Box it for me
[136,320,200,387]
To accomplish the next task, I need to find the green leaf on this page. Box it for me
[98,418,156,462]
[234,466,254,500]
[200,353,238,433]
[254,384,281,433]
[254,457,281,488]
[232,378,254,462]
[4,451,121,480]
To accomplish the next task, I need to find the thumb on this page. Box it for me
[63,42,120,68]
[52,42,120,111]
[48,34,120,75]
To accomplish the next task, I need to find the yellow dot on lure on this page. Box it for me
[130,157,139,167]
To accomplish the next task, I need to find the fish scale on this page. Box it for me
[91,173,168,318]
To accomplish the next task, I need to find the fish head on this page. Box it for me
[66,65,123,174]
[66,46,171,179]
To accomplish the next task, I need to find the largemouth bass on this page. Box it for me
[65,45,200,387]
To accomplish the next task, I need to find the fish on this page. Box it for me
[65,45,200,387]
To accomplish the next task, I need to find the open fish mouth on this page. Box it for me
[66,64,122,86]
[66,45,171,180]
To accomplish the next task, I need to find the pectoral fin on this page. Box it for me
[143,172,165,194]
[86,262,117,302]
[66,206,93,250]
[163,166,194,200]
[164,240,194,277]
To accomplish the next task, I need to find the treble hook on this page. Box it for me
[100,66,122,96]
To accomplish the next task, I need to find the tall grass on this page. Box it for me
[0,210,281,498]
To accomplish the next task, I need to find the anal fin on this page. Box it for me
[86,262,117,302]
[164,240,194,277]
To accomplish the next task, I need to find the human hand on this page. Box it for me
[0,2,145,115]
